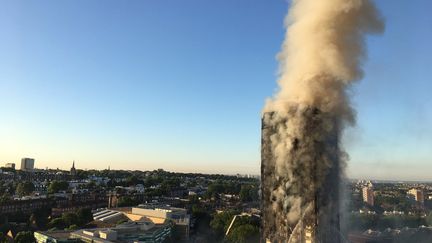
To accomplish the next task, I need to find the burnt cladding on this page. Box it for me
[261,106,341,243]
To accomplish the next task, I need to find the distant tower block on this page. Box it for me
[20,158,35,172]
[362,186,374,206]
[261,110,341,243]
[408,188,425,204]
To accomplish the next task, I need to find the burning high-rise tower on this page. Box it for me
[261,107,341,242]
[261,0,384,242]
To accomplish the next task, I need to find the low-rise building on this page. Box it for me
[131,204,190,239]
[34,231,79,243]
[93,204,190,241]
[4,163,15,169]
[35,220,172,243]
[71,221,171,243]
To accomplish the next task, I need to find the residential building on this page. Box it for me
[0,198,52,214]
[362,186,374,206]
[408,188,424,204]
[4,163,15,169]
[20,158,35,171]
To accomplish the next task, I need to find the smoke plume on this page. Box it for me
[265,0,384,114]
[261,0,384,242]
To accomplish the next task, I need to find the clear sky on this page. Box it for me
[0,1,431,180]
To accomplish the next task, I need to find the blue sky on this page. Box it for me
[0,1,431,179]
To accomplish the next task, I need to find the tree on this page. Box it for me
[125,176,140,186]
[86,181,96,189]
[47,181,69,194]
[144,188,163,197]
[239,186,251,202]
[76,170,89,179]
[117,196,139,207]
[62,212,79,227]
[48,218,65,229]
[239,185,259,202]
[16,182,35,196]
[191,204,207,219]
[0,194,11,204]
[30,207,51,229]
[227,224,259,243]
[210,210,238,236]
[77,208,93,226]
[14,231,36,243]
[66,224,78,230]
[206,182,224,199]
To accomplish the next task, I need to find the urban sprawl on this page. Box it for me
[1,158,432,242]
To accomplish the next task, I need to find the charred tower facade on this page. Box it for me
[261,106,341,243]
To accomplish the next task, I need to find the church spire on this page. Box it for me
[70,160,77,176]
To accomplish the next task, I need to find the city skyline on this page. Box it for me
[3,157,432,182]
[1,0,431,180]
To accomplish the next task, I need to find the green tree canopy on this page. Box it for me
[48,218,65,229]
[117,196,139,207]
[77,208,93,226]
[14,231,36,243]
[16,181,35,196]
[30,207,51,229]
[227,224,259,243]
[62,212,79,226]
[125,176,141,186]
[47,180,69,194]
[239,185,259,202]
[66,224,78,230]
[210,210,238,236]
